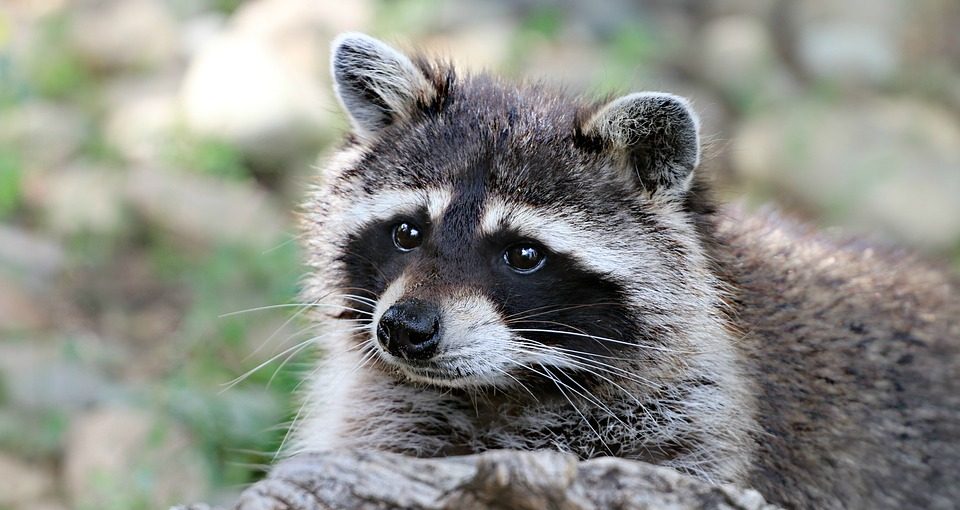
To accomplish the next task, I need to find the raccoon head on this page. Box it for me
[304,33,717,392]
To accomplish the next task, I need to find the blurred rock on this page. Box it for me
[732,97,960,249]
[422,21,516,71]
[0,454,54,507]
[231,0,372,36]
[64,407,209,508]
[0,275,47,331]
[792,0,904,86]
[699,15,797,108]
[705,0,778,18]
[179,12,228,61]
[125,165,287,248]
[180,0,356,164]
[0,341,114,412]
[0,225,65,291]
[0,101,86,173]
[0,0,66,19]
[67,0,180,72]
[19,501,69,510]
[40,163,127,237]
[103,77,180,162]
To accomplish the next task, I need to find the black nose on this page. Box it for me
[376,300,441,360]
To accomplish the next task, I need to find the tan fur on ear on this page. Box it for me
[582,92,701,194]
[331,33,436,139]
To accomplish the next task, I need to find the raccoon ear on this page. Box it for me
[330,33,435,138]
[578,92,700,195]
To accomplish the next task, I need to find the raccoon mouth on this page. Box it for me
[384,356,500,388]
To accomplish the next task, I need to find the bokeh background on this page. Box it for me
[0,0,958,508]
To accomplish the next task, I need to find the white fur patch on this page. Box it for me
[480,197,647,281]
[337,187,453,235]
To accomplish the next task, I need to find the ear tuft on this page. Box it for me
[331,33,435,138]
[579,92,701,194]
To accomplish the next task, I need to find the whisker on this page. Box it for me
[513,341,660,389]
[219,302,374,318]
[508,344,648,401]
[511,328,696,354]
[535,364,613,455]
[503,302,625,322]
[220,326,366,393]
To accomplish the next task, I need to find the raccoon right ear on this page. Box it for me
[577,92,701,196]
[331,33,436,139]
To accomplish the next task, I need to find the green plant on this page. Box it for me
[0,148,22,218]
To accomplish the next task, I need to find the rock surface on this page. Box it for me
[732,98,960,249]
[125,165,288,249]
[177,449,779,510]
[0,454,55,507]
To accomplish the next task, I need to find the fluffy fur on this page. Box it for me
[288,33,960,508]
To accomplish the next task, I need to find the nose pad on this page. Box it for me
[376,299,441,360]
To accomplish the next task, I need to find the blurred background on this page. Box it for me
[0,0,958,508]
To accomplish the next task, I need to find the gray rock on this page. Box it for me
[0,225,65,291]
[699,15,798,108]
[0,341,114,412]
[103,78,180,162]
[0,454,55,507]
[792,0,904,86]
[178,449,778,510]
[0,275,47,332]
[125,165,288,249]
[40,163,128,237]
[732,97,960,249]
[179,0,343,165]
[0,101,86,173]
[64,407,210,509]
[67,0,180,72]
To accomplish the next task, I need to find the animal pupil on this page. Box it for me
[392,222,422,250]
[504,244,545,273]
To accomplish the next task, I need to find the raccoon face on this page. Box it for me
[305,33,706,390]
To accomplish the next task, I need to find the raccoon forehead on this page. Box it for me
[336,187,453,232]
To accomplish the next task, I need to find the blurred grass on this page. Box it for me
[0,149,22,219]
[24,14,96,102]
[163,128,252,181]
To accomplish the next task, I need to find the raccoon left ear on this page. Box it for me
[331,32,437,139]
[577,92,700,195]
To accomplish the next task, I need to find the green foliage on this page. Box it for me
[0,408,69,459]
[164,128,250,180]
[586,22,659,96]
[372,0,443,36]
[24,14,95,101]
[146,233,304,485]
[522,6,564,39]
[0,148,22,218]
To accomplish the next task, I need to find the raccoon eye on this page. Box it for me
[392,222,423,251]
[504,244,545,273]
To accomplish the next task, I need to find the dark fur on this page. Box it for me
[714,210,960,508]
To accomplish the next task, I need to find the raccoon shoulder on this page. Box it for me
[713,207,960,508]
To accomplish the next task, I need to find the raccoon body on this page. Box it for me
[290,33,960,508]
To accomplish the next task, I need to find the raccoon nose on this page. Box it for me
[376,300,441,360]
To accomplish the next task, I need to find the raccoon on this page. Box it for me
[289,33,960,508]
